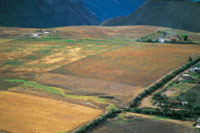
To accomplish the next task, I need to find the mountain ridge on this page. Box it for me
[0,0,99,28]
[101,0,200,32]
[82,0,145,21]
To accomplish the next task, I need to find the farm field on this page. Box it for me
[0,26,162,80]
[0,26,200,132]
[0,26,168,109]
[52,43,200,86]
[157,62,200,101]
[51,25,165,40]
[36,73,144,107]
[159,63,200,105]
[162,82,197,98]
[0,91,103,133]
[179,85,200,105]
[0,36,120,79]
[90,113,193,133]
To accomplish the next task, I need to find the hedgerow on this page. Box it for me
[75,109,121,133]
[131,107,200,120]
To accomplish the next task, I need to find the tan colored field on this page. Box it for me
[0,27,35,37]
[0,26,166,111]
[0,91,103,133]
[53,43,200,86]
[0,25,164,39]
[36,73,144,107]
[1,25,199,81]
[0,38,118,79]
[52,25,165,39]
[125,112,194,128]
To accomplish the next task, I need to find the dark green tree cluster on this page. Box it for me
[131,108,200,120]
[0,79,21,91]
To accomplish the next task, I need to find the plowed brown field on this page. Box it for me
[53,43,200,86]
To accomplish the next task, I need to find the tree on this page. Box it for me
[186,92,197,104]
[181,34,188,41]
[188,56,193,62]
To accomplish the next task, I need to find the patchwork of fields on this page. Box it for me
[159,62,200,105]
[0,26,200,132]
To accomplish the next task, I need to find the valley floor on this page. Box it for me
[0,25,199,132]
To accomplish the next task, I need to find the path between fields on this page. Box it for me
[139,63,192,108]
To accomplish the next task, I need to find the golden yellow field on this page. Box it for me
[0,91,103,133]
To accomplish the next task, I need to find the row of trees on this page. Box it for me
[75,109,121,133]
[131,107,200,120]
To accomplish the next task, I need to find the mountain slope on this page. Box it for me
[82,0,145,21]
[0,0,99,28]
[101,0,200,32]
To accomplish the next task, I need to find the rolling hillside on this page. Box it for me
[0,0,99,28]
[82,0,145,21]
[101,0,200,32]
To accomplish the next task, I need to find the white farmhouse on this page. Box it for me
[196,118,200,128]
[180,74,193,80]
[190,67,200,73]
[181,101,188,105]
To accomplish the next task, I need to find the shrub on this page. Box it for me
[181,34,188,41]
[3,59,23,66]
[188,56,193,62]
[0,79,21,90]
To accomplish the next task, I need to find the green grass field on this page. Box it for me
[179,84,200,105]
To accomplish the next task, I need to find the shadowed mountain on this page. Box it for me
[0,0,99,28]
[83,0,145,21]
[101,0,200,32]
